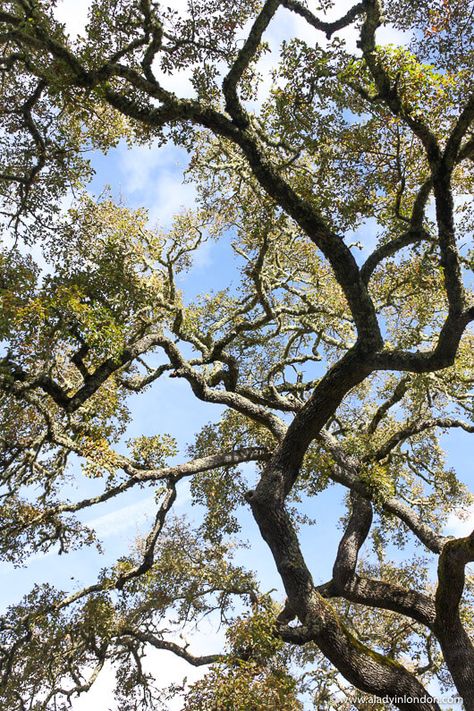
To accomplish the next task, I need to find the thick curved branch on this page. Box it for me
[319,576,436,630]
[360,174,433,284]
[277,623,313,645]
[229,130,382,350]
[361,117,474,285]
[222,0,281,127]
[436,532,474,629]
[247,473,440,710]
[16,401,269,526]
[272,346,375,493]
[431,170,465,317]
[332,492,373,592]
[360,2,468,319]
[372,306,474,374]
[317,490,436,628]
[434,532,474,708]
[281,0,365,38]
[360,228,431,284]
[0,79,48,223]
[138,0,163,83]
[318,431,446,554]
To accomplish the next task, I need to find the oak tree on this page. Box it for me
[0,1,473,709]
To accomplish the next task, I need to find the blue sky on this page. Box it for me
[1,1,473,708]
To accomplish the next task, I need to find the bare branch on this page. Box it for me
[372,417,474,462]
[116,483,177,590]
[118,629,220,667]
[367,376,411,435]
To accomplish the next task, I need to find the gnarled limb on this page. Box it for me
[372,306,474,374]
[316,492,436,629]
[331,492,373,593]
[222,0,281,128]
[246,469,440,711]
[435,532,474,710]
[281,0,365,39]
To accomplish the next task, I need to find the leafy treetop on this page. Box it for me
[0,1,473,709]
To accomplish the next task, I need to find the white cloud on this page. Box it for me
[377,24,411,47]
[70,653,207,711]
[54,0,91,38]
[151,64,196,100]
[149,171,197,228]
[188,238,215,271]
[117,142,196,227]
[445,504,474,538]
[71,664,117,711]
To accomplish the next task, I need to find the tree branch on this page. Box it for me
[281,0,365,39]
[367,376,411,435]
[371,417,474,462]
[372,306,474,374]
[316,490,436,629]
[359,0,440,160]
[117,629,220,667]
[222,0,281,127]
[435,532,474,707]
[246,476,441,710]
[116,482,177,590]
[332,492,373,592]
[318,431,446,554]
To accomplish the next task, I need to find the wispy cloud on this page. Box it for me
[85,484,192,540]
[85,496,157,539]
[117,142,196,227]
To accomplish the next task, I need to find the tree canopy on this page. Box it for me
[0,1,473,709]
